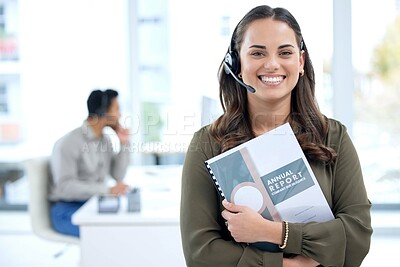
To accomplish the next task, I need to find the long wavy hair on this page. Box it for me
[210,5,336,165]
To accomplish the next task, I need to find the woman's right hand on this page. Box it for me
[221,200,282,244]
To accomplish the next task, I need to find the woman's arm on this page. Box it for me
[180,127,284,267]
[282,121,372,266]
[221,201,320,267]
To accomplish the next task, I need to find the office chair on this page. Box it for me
[25,157,79,256]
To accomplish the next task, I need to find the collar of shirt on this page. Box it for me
[81,120,104,142]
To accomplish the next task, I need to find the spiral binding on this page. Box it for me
[205,161,225,199]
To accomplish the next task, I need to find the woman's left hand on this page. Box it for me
[221,199,272,243]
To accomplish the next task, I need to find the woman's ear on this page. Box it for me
[299,50,305,71]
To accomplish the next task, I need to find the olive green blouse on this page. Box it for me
[180,119,372,267]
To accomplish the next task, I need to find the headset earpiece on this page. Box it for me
[223,20,255,93]
[224,50,240,75]
[224,39,241,75]
[300,39,304,50]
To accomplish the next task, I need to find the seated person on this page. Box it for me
[49,89,131,237]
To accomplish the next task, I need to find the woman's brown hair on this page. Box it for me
[210,5,336,165]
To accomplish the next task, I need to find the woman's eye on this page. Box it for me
[251,51,264,56]
[280,51,293,56]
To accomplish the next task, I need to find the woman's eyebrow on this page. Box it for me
[248,44,295,49]
[278,44,295,49]
[249,44,266,49]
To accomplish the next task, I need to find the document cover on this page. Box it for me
[205,123,334,251]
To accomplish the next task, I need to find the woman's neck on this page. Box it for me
[248,100,290,136]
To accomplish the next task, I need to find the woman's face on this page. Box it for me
[239,18,304,104]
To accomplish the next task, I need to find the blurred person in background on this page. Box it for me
[49,89,131,237]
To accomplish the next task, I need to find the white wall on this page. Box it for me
[18,0,130,157]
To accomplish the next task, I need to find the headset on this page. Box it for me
[94,91,109,117]
[224,36,241,76]
[223,24,256,93]
[223,20,305,94]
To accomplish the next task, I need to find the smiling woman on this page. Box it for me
[180,5,372,267]
[239,18,305,128]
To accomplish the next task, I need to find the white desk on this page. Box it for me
[72,165,186,267]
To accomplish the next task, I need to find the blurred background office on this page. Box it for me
[0,0,399,266]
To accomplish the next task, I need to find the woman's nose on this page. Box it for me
[263,56,279,70]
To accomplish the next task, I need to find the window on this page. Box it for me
[351,0,400,207]
[133,0,400,207]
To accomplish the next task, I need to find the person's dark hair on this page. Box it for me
[87,89,118,117]
[210,5,336,165]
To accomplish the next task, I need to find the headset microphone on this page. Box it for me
[224,62,256,93]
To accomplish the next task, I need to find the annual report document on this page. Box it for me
[205,122,334,225]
